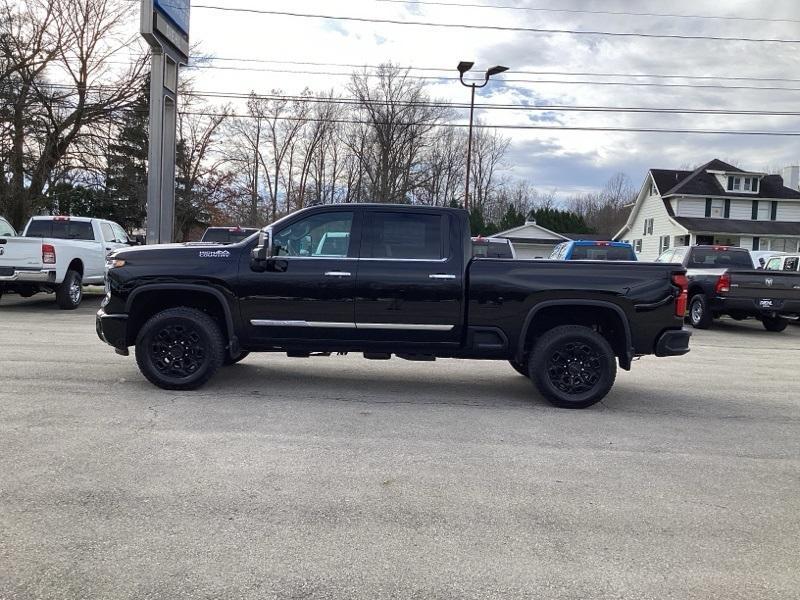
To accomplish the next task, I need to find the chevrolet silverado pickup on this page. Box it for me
[97,204,690,408]
[657,245,800,331]
[0,215,134,308]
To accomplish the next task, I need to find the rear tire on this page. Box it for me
[509,358,529,377]
[528,325,617,409]
[135,307,225,390]
[762,316,788,332]
[223,351,250,366]
[688,294,713,329]
[56,269,82,310]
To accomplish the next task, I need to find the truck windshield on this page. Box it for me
[202,228,257,244]
[688,248,753,268]
[570,245,634,260]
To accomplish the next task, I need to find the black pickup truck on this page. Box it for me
[657,245,800,331]
[97,204,690,408]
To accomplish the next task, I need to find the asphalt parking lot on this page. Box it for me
[1,293,799,600]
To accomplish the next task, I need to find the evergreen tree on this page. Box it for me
[104,79,149,232]
[530,208,594,234]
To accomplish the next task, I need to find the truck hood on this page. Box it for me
[114,242,241,263]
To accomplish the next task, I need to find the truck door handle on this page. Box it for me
[324,271,351,277]
[429,273,456,280]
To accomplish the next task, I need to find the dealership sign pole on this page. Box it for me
[140,0,190,244]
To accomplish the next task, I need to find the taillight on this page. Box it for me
[715,273,731,294]
[42,243,56,264]
[672,273,688,317]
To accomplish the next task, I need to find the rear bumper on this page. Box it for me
[711,296,800,317]
[0,269,55,283]
[655,328,691,357]
[96,309,128,351]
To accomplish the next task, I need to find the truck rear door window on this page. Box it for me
[68,221,95,240]
[784,257,799,271]
[688,248,753,268]
[365,212,444,260]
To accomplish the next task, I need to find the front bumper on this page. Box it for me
[0,269,55,283]
[655,328,691,357]
[96,308,129,353]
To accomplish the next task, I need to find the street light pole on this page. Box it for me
[465,84,475,213]
[457,62,509,213]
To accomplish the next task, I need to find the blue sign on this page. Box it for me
[155,0,190,36]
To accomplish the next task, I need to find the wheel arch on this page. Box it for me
[518,299,633,370]
[66,258,83,276]
[124,284,238,354]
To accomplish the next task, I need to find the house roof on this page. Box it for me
[502,237,566,245]
[494,221,568,242]
[674,217,800,236]
[653,159,800,200]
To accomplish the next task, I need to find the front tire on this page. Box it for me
[56,269,82,310]
[528,325,617,409]
[135,307,225,390]
[689,294,713,329]
[762,316,788,332]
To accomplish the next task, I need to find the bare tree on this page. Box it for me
[469,122,510,214]
[0,0,147,229]
[174,106,230,239]
[348,64,446,203]
[567,172,636,235]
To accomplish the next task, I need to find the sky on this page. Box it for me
[174,0,800,199]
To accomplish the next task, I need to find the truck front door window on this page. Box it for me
[273,213,353,258]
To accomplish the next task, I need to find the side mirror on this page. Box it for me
[250,229,273,271]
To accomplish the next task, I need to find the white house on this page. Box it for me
[493,220,569,258]
[615,159,800,261]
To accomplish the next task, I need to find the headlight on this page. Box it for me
[106,258,126,269]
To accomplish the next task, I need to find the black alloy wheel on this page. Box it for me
[546,341,602,395]
[135,307,224,390]
[529,325,617,409]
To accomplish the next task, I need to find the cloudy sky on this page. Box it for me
[178,0,800,199]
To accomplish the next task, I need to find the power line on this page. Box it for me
[118,108,800,137]
[20,81,800,116]
[371,0,800,24]
[197,56,800,84]
[178,64,800,92]
[192,5,800,44]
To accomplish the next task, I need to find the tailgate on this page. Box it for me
[728,270,800,301]
[0,238,43,274]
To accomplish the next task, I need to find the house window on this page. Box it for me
[727,176,741,191]
[759,238,800,252]
[633,239,643,253]
[710,199,724,218]
[757,202,770,220]
[660,235,671,253]
[674,235,690,247]
[642,218,654,235]
[650,182,657,196]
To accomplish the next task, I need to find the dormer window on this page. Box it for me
[727,176,759,193]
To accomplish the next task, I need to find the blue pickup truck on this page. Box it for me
[550,240,637,261]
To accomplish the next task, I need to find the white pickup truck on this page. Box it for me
[0,216,135,309]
